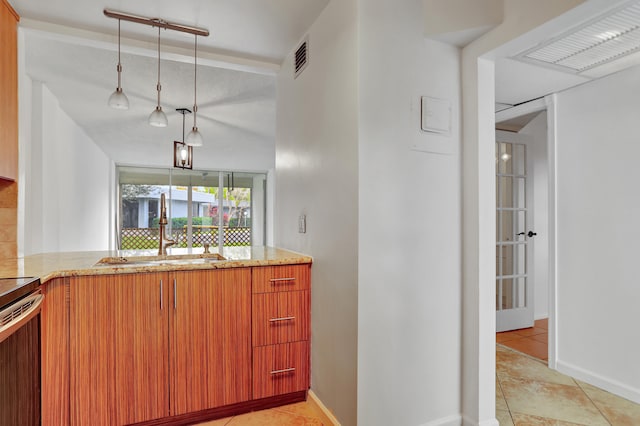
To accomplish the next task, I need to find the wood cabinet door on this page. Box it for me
[69,273,169,426]
[41,278,69,426]
[170,268,251,415]
[0,0,18,181]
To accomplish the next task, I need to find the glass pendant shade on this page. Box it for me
[108,87,129,110]
[149,106,168,127]
[186,127,203,147]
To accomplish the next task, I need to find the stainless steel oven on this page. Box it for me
[0,277,43,426]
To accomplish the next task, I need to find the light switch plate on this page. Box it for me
[421,96,451,134]
[298,214,306,233]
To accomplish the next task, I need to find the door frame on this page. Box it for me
[495,96,557,368]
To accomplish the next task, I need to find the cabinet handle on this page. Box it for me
[270,367,296,375]
[269,277,296,283]
[160,280,163,310]
[269,316,296,323]
[173,279,177,310]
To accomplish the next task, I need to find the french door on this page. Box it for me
[496,131,535,332]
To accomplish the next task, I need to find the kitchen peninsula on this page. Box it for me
[0,246,312,426]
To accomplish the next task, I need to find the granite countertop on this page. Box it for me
[0,246,312,285]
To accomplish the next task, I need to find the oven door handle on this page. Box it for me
[0,292,44,345]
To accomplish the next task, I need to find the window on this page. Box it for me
[117,166,266,251]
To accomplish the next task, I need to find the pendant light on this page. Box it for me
[149,25,168,127]
[186,35,203,146]
[174,108,193,169]
[108,19,129,110]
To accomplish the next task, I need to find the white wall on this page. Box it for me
[519,112,549,320]
[23,81,112,254]
[275,1,359,424]
[554,65,640,403]
[358,1,462,425]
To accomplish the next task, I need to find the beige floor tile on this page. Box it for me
[511,412,589,425]
[497,378,509,411]
[226,408,324,426]
[500,376,609,425]
[274,401,325,419]
[497,409,515,426]
[196,417,233,425]
[497,346,575,386]
[578,381,640,425]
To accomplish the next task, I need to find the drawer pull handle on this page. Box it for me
[269,316,296,323]
[270,367,296,375]
[269,277,296,283]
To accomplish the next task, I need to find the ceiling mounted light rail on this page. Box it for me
[103,9,209,37]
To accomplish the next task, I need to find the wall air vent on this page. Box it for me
[515,1,640,74]
[294,37,309,78]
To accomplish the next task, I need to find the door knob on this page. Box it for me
[517,231,537,237]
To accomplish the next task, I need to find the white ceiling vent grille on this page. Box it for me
[294,37,309,78]
[516,1,640,74]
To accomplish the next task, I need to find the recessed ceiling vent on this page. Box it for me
[294,37,309,78]
[515,1,640,74]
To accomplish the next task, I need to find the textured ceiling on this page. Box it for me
[13,0,330,171]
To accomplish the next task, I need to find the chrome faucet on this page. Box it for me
[158,193,175,256]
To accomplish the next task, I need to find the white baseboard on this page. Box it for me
[308,390,341,426]
[461,415,499,426]
[556,360,640,404]
[534,313,548,320]
[418,414,462,426]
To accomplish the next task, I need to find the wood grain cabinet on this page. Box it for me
[42,263,309,425]
[251,264,311,399]
[0,0,19,181]
[68,269,251,425]
[69,273,170,426]
[170,268,251,415]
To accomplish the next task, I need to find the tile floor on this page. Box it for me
[497,344,640,425]
[195,400,327,425]
[497,318,549,361]
[195,322,640,426]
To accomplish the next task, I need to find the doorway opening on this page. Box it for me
[495,103,551,364]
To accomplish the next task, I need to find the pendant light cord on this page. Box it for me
[193,35,198,128]
[156,26,161,107]
[182,111,186,142]
[117,19,122,89]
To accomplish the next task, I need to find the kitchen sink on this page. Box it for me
[95,253,226,266]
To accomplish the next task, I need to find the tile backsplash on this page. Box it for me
[0,180,17,259]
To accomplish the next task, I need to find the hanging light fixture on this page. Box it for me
[186,35,203,146]
[149,24,168,127]
[103,10,209,127]
[108,19,129,110]
[174,108,193,169]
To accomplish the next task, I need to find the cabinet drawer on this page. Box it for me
[252,291,310,347]
[253,341,309,399]
[252,265,310,293]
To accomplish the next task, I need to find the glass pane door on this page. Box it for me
[496,135,534,332]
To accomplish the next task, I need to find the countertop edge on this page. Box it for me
[0,247,312,286]
[38,257,312,286]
